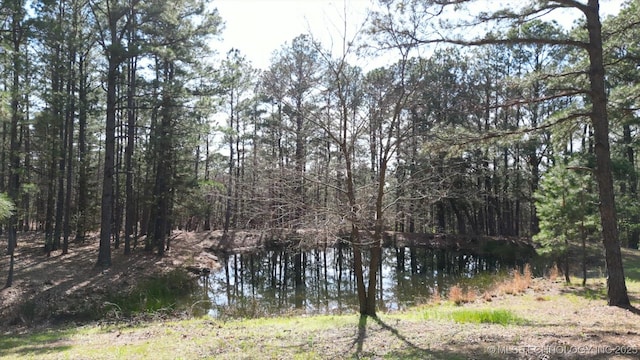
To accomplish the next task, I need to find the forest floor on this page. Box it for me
[0,230,224,327]
[1,230,640,359]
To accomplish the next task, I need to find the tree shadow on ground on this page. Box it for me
[352,313,640,359]
[352,314,430,357]
[0,231,215,328]
[351,314,507,360]
[0,328,76,358]
[560,281,640,305]
[557,247,640,303]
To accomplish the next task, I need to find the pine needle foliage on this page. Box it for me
[533,158,600,261]
[0,193,15,222]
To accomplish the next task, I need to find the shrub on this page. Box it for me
[549,264,559,281]
[105,269,198,317]
[448,285,465,305]
[448,285,478,305]
[432,288,441,304]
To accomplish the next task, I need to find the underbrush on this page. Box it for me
[104,269,198,318]
[447,264,533,305]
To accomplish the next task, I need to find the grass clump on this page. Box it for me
[496,264,533,295]
[424,307,526,325]
[450,309,526,325]
[17,300,37,323]
[447,264,534,306]
[448,285,464,305]
[548,264,560,281]
[447,285,477,305]
[105,269,198,317]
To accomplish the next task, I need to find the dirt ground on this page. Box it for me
[0,230,222,328]
[1,230,640,360]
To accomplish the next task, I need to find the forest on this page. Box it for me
[1,0,640,335]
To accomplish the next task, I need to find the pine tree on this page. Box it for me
[534,160,599,284]
[372,0,632,308]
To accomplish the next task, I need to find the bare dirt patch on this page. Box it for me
[0,231,221,328]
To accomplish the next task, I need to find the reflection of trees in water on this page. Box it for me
[201,246,522,318]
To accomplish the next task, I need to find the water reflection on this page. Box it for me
[195,246,520,318]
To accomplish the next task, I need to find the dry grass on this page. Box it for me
[524,263,532,280]
[465,289,477,303]
[447,285,478,305]
[448,285,465,305]
[448,264,535,305]
[432,287,441,304]
[495,264,533,296]
[549,264,559,281]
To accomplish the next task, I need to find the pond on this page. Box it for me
[190,244,532,318]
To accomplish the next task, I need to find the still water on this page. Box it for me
[191,245,526,318]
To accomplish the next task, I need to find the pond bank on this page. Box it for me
[2,275,639,359]
[0,230,537,329]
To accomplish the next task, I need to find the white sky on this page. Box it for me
[212,0,625,70]
[212,0,373,69]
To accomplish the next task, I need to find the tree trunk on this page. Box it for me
[224,87,234,233]
[584,0,629,307]
[124,52,137,255]
[623,125,639,249]
[75,55,89,243]
[152,63,175,256]
[52,41,65,252]
[5,4,22,286]
[97,54,118,268]
[351,227,367,315]
[21,111,31,232]
[44,149,56,254]
[62,65,75,255]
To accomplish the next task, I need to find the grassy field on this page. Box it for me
[1,249,640,359]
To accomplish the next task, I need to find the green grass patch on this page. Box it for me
[576,286,607,300]
[423,307,527,325]
[449,309,527,325]
[382,349,467,360]
[622,248,640,281]
[0,329,75,352]
[626,279,640,293]
[105,269,198,316]
[225,313,356,331]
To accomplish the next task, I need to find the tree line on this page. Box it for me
[1,0,639,314]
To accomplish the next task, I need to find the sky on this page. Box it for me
[212,0,625,71]
[213,0,372,69]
